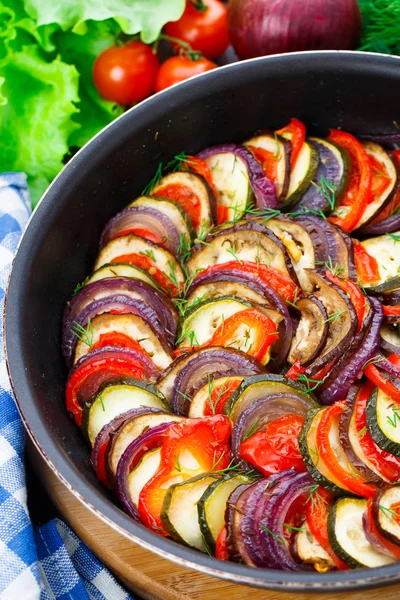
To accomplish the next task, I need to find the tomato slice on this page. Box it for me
[389,354,400,369]
[327,130,372,232]
[353,243,381,285]
[203,378,241,416]
[383,305,400,316]
[365,498,400,559]
[364,363,400,403]
[205,308,278,364]
[91,332,148,355]
[306,487,349,570]
[154,182,202,230]
[182,156,218,199]
[111,253,179,296]
[65,353,152,427]
[354,382,400,482]
[239,414,306,477]
[326,271,366,332]
[286,360,306,380]
[217,204,229,224]
[195,260,298,303]
[110,227,164,246]
[316,402,376,498]
[246,145,280,187]
[276,118,306,167]
[215,526,228,560]
[138,415,232,533]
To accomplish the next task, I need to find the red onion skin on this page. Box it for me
[227,0,362,60]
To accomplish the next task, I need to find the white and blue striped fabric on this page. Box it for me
[0,173,134,600]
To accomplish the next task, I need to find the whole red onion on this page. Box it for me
[227,0,362,60]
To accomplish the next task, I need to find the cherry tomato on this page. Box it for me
[155,55,217,93]
[165,0,229,60]
[93,41,159,105]
[239,414,306,477]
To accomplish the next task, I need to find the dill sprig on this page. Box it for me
[306,484,327,510]
[242,418,261,441]
[379,504,400,524]
[259,523,287,545]
[297,374,324,393]
[73,276,89,296]
[310,176,336,211]
[316,256,344,277]
[387,233,400,243]
[142,162,163,195]
[72,319,94,348]
[287,207,327,220]
[324,309,346,324]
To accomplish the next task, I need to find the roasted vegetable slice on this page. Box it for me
[357,232,400,292]
[85,263,160,289]
[295,521,335,571]
[282,140,319,208]
[367,387,400,457]
[244,132,291,199]
[288,296,328,366]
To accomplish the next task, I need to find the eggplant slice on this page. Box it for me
[244,132,291,199]
[288,296,328,366]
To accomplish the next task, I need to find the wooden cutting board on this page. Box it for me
[29,442,400,600]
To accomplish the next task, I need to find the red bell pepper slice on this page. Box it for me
[246,145,280,190]
[354,382,400,482]
[195,260,298,303]
[364,359,400,404]
[110,227,164,246]
[365,498,400,560]
[215,526,228,560]
[389,354,400,369]
[203,378,242,416]
[326,271,366,332]
[368,149,400,225]
[138,415,232,533]
[353,243,381,285]
[111,253,180,296]
[383,305,400,317]
[316,402,376,498]
[239,413,306,477]
[368,154,392,203]
[327,130,372,232]
[306,487,349,570]
[93,439,111,487]
[276,118,306,167]
[182,155,219,200]
[65,351,153,427]
[217,205,229,224]
[154,182,202,230]
[286,360,306,380]
[205,308,278,364]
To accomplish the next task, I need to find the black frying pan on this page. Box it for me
[5,51,400,592]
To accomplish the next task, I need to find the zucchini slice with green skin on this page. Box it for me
[127,447,162,508]
[152,171,216,235]
[73,313,174,368]
[198,474,251,554]
[298,408,348,495]
[357,232,400,292]
[107,412,183,480]
[161,473,219,551]
[85,262,160,290]
[177,295,254,347]
[281,141,319,208]
[83,378,168,447]
[94,234,185,292]
[356,143,399,229]
[328,498,396,568]
[244,132,291,199]
[367,387,400,457]
[199,151,253,222]
[129,195,195,245]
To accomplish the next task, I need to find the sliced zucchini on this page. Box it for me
[328,498,396,568]
[186,280,270,308]
[367,387,400,457]
[108,412,182,478]
[73,313,174,368]
[161,474,219,551]
[263,217,315,290]
[83,378,168,447]
[187,221,296,280]
[94,233,185,292]
[295,521,335,571]
[377,487,400,546]
[357,143,398,229]
[357,232,400,291]
[128,195,195,246]
[177,295,253,347]
[85,263,159,289]
[198,474,251,553]
[127,448,162,507]
[282,141,319,208]
[152,171,215,235]
[299,409,348,495]
[201,151,252,222]
[244,132,290,198]
[189,375,245,418]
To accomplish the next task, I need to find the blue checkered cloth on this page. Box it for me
[0,173,134,600]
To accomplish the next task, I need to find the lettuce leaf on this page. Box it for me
[0,44,80,206]
[24,0,185,43]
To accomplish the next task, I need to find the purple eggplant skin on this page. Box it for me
[319,297,383,405]
[358,133,400,149]
[62,277,178,365]
[338,385,383,485]
[361,213,400,236]
[115,422,174,521]
[99,206,182,256]
[291,138,347,215]
[197,143,278,209]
